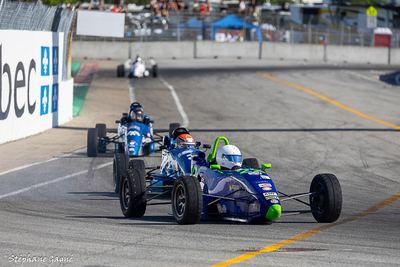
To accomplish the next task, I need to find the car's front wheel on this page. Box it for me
[309,173,342,223]
[113,154,129,193]
[119,169,147,218]
[171,176,202,224]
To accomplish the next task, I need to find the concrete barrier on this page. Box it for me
[0,30,73,144]
[72,40,399,64]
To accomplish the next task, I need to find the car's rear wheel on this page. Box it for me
[171,176,202,224]
[96,124,107,153]
[113,153,130,193]
[87,128,98,157]
[119,169,147,218]
[95,123,107,138]
[243,158,259,169]
[169,123,180,137]
[152,64,158,78]
[117,64,125,77]
[309,173,342,223]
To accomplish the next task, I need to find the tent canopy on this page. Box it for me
[179,18,204,28]
[211,14,262,42]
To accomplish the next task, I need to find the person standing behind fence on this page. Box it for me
[167,0,178,12]
[88,0,105,10]
[248,0,257,15]
[238,0,246,14]
[118,0,128,13]
[175,0,185,12]
[220,0,228,14]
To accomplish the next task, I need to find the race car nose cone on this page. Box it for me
[266,204,281,221]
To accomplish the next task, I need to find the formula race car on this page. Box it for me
[117,56,158,78]
[116,127,343,224]
[87,102,156,158]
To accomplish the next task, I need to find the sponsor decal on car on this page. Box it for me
[217,204,222,213]
[263,192,278,197]
[128,131,140,136]
[222,204,227,213]
[270,199,279,204]
[265,196,279,200]
[260,175,270,179]
[262,187,272,191]
[258,183,272,188]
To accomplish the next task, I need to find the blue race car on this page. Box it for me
[87,102,156,158]
[118,127,342,224]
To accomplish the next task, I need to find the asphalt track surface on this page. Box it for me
[1,59,400,267]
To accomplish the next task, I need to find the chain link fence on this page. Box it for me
[71,6,400,48]
[0,1,76,80]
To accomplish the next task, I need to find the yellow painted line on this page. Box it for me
[211,192,400,267]
[256,71,400,130]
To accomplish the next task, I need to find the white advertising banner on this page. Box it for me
[76,10,125,38]
[0,30,71,144]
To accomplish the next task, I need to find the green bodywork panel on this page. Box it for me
[266,204,281,221]
[262,163,272,170]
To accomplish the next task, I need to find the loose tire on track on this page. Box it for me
[243,158,259,169]
[309,173,342,223]
[87,128,98,157]
[113,153,130,193]
[119,169,147,218]
[171,176,203,225]
[117,64,125,77]
[169,123,180,137]
[152,64,158,78]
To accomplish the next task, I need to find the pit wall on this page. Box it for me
[0,30,73,145]
[71,40,399,64]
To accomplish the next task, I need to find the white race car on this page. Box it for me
[117,56,158,78]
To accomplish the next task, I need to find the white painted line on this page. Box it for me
[159,77,189,128]
[0,161,112,199]
[128,79,136,103]
[0,148,87,177]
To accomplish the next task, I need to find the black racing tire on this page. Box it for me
[171,176,203,225]
[95,123,107,138]
[129,159,146,176]
[152,64,158,78]
[243,158,259,169]
[169,123,180,137]
[87,128,98,157]
[113,153,130,193]
[309,173,342,223]
[117,64,125,77]
[120,169,147,218]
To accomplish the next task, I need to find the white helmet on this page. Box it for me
[216,145,242,170]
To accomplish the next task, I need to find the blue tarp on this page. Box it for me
[211,14,262,42]
[179,18,204,28]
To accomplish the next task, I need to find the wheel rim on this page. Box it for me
[174,184,186,219]
[122,178,130,210]
[311,182,325,215]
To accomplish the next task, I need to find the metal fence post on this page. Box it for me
[259,41,262,59]
[194,37,197,59]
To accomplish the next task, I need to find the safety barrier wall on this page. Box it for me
[72,40,399,65]
[0,30,73,144]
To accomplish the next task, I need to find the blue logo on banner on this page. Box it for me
[41,85,49,115]
[52,46,59,75]
[52,84,58,112]
[41,47,50,76]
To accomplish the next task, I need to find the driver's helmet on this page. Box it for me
[216,145,242,170]
[175,134,195,149]
[136,56,142,63]
[129,102,144,123]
